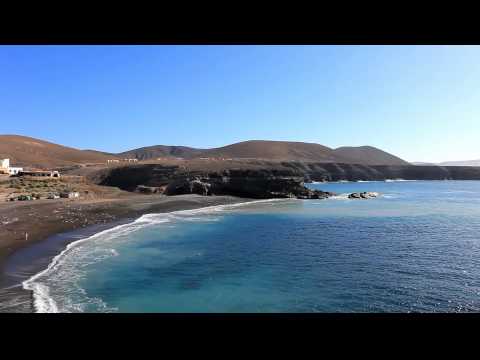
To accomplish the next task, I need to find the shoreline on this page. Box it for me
[0,194,252,313]
[4,180,478,312]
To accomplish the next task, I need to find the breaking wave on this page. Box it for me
[384,179,417,182]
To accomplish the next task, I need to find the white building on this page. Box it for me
[0,158,23,175]
[0,158,9,173]
[1,158,9,168]
[9,167,23,175]
[60,191,80,199]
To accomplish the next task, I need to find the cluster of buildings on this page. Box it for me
[9,191,79,202]
[20,170,61,178]
[198,157,233,161]
[107,158,138,164]
[0,158,60,178]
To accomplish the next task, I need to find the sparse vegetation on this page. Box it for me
[0,175,97,202]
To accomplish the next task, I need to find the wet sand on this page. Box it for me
[0,194,250,312]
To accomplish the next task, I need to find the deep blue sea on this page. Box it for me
[24,181,480,312]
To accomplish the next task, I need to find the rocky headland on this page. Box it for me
[86,161,480,200]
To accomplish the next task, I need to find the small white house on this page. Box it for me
[9,167,23,175]
[60,191,80,199]
[1,158,9,169]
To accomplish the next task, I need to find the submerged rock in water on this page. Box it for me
[348,192,379,199]
[296,189,336,200]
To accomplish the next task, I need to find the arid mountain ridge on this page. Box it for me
[118,140,409,166]
[1,135,409,168]
[413,160,480,167]
[3,135,480,200]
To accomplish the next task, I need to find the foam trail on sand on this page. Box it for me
[22,198,285,313]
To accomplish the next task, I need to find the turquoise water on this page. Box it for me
[24,181,480,312]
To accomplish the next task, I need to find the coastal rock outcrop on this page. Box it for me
[91,162,480,194]
[163,173,333,200]
[135,185,164,194]
[164,178,211,196]
[91,161,480,202]
[348,192,379,199]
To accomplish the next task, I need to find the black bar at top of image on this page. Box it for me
[1,11,480,45]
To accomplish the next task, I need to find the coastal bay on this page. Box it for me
[9,180,480,313]
[0,194,250,312]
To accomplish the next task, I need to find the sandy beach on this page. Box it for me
[0,194,250,312]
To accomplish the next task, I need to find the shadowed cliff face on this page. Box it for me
[286,162,480,181]
[92,165,331,199]
[89,162,480,199]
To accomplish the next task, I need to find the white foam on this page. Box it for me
[385,179,417,182]
[22,198,285,313]
[109,249,119,257]
[328,192,389,200]
[314,179,419,184]
[328,193,351,200]
[382,194,400,199]
[356,180,386,183]
[28,283,59,313]
[317,180,352,184]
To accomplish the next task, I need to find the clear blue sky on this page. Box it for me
[0,45,479,163]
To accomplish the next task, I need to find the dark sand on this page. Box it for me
[0,194,250,312]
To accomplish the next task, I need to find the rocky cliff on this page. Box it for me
[91,165,332,199]
[89,162,480,200]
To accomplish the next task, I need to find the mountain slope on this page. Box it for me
[118,145,204,160]
[0,136,410,168]
[438,159,480,167]
[0,135,117,168]
[412,162,435,166]
[333,146,410,166]
[117,140,409,165]
[198,140,339,162]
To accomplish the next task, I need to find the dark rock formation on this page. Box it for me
[296,189,335,199]
[96,165,334,199]
[348,192,379,199]
[303,163,480,182]
[164,178,211,196]
[164,172,333,199]
[89,161,480,201]
[94,164,178,191]
[135,185,164,194]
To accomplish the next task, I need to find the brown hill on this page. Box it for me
[118,145,204,160]
[333,146,409,166]
[199,140,339,162]
[119,140,408,165]
[0,136,409,168]
[0,135,117,168]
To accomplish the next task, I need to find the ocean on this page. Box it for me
[23,181,480,312]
